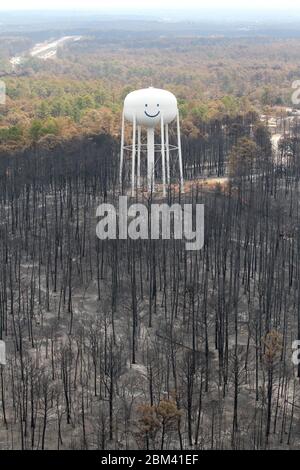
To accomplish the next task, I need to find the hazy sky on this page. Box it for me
[0,0,299,11]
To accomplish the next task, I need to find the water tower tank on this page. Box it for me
[124,87,178,127]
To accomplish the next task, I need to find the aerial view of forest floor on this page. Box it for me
[1,10,300,451]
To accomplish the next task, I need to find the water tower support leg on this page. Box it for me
[165,123,170,184]
[137,125,141,188]
[119,110,125,192]
[147,127,155,192]
[177,110,184,193]
[161,114,166,196]
[131,116,136,197]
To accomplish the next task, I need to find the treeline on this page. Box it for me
[3,34,300,150]
[0,76,255,149]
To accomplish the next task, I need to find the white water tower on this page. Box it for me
[119,87,184,196]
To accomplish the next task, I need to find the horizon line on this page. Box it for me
[1,7,300,12]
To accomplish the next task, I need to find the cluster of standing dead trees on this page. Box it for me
[0,118,300,449]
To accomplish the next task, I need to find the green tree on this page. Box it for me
[0,125,23,143]
[37,101,50,119]
[29,118,59,142]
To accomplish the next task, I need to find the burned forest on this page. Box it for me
[0,113,300,450]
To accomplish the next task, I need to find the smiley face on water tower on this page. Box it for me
[124,87,178,127]
[144,102,161,119]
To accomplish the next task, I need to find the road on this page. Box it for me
[10,35,82,67]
